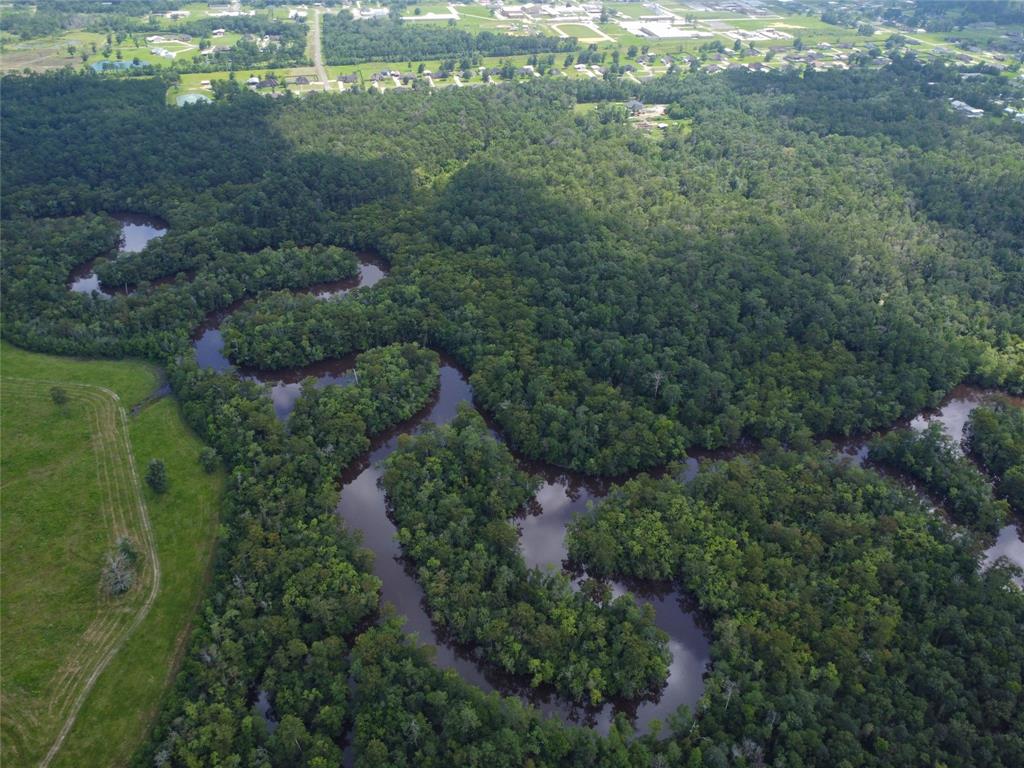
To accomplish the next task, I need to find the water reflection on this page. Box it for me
[827,387,1024,579]
[191,256,383,419]
[984,525,1024,588]
[68,213,167,297]
[335,364,710,735]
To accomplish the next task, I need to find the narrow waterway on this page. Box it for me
[189,255,1022,735]
[833,386,1024,581]
[192,255,384,419]
[68,213,167,296]
[334,363,710,734]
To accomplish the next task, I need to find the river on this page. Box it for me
[191,256,385,420]
[189,253,1023,734]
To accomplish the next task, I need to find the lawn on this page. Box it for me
[606,3,650,20]
[0,343,223,768]
[551,23,607,40]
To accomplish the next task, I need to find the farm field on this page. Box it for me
[0,344,223,768]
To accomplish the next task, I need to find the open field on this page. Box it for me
[1,344,223,768]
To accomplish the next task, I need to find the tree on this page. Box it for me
[146,458,168,493]
[50,386,68,409]
[102,538,138,596]
[198,447,218,473]
[733,38,742,51]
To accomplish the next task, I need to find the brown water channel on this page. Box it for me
[190,256,1023,733]
[334,362,710,734]
[191,255,385,419]
[68,213,168,297]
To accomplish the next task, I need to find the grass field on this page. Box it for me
[1,343,223,768]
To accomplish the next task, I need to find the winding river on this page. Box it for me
[191,257,385,420]
[187,253,1024,734]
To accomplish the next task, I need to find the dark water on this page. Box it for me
[254,689,279,735]
[185,247,1022,735]
[334,363,710,735]
[307,255,387,299]
[68,213,167,296]
[191,256,382,418]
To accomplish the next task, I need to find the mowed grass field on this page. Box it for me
[1,343,223,768]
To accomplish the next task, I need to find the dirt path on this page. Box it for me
[2,378,160,768]
[308,8,330,91]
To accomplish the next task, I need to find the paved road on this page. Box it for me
[309,8,329,91]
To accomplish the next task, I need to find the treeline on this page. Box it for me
[382,408,670,705]
[869,423,1010,534]
[566,453,1024,767]
[321,14,576,64]
[139,344,439,766]
[0,8,72,39]
[966,401,1024,514]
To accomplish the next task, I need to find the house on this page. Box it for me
[626,99,643,115]
[246,75,260,86]
[212,28,226,37]
[337,73,358,84]
[294,75,310,85]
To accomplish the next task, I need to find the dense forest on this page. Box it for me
[565,453,1024,767]
[965,401,1024,513]
[2,61,1023,767]
[321,14,577,64]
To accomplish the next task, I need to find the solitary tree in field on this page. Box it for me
[146,458,168,493]
[50,386,69,409]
